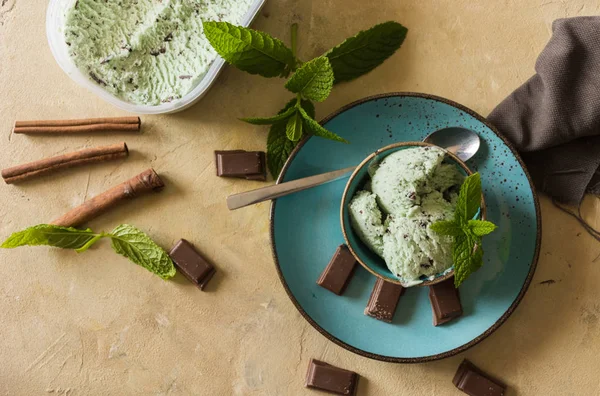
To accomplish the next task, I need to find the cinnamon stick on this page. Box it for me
[51,168,164,227]
[2,142,129,184]
[13,117,140,134]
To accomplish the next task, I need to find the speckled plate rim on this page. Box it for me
[269,92,542,363]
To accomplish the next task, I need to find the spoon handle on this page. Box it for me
[227,166,356,210]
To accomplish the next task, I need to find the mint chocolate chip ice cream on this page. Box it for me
[348,190,386,256]
[64,0,253,105]
[348,147,465,283]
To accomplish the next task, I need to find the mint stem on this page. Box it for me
[75,233,106,253]
[291,23,298,68]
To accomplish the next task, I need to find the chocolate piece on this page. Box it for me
[305,359,358,395]
[317,245,357,295]
[428,277,462,326]
[453,359,506,396]
[169,239,215,290]
[364,278,405,322]
[215,150,266,181]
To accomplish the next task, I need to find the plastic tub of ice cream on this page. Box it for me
[341,141,486,288]
[46,0,265,115]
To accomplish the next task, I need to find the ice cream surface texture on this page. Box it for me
[64,0,254,105]
[348,147,465,282]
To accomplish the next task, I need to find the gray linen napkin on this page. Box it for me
[488,16,600,205]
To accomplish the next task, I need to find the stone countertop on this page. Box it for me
[1,0,599,395]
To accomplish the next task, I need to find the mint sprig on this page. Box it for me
[203,20,408,177]
[431,173,497,287]
[2,224,176,280]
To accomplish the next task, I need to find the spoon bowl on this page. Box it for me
[424,127,480,162]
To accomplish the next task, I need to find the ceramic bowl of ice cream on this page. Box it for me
[341,141,486,288]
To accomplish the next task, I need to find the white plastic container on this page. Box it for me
[46,0,266,115]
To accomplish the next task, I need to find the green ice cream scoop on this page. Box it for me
[64,0,253,105]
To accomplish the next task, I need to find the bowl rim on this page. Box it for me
[269,92,541,364]
[339,140,486,287]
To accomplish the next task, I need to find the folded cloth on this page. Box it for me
[488,16,600,204]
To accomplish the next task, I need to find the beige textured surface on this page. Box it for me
[1,0,600,395]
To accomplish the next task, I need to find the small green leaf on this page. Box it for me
[452,234,484,287]
[1,224,100,250]
[468,220,497,237]
[109,224,176,280]
[240,106,297,125]
[325,21,408,83]
[265,100,310,178]
[267,121,298,178]
[202,21,295,78]
[284,56,334,102]
[430,220,463,237]
[301,99,315,119]
[298,107,348,143]
[286,111,303,141]
[455,173,482,224]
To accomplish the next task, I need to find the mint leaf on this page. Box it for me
[325,21,408,83]
[468,220,497,237]
[1,224,100,250]
[203,21,295,78]
[284,56,334,102]
[430,220,463,237]
[109,224,176,280]
[301,99,315,119]
[298,107,348,143]
[452,234,483,287]
[240,106,297,125]
[286,111,303,141]
[455,173,482,224]
[266,99,312,177]
[267,121,297,178]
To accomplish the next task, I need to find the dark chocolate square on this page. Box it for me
[453,359,506,396]
[215,150,266,180]
[169,239,215,290]
[317,245,357,295]
[364,278,405,322]
[305,359,358,395]
[428,277,462,326]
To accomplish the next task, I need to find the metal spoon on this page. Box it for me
[423,127,480,163]
[226,127,480,210]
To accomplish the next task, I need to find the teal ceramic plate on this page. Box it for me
[270,93,541,363]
